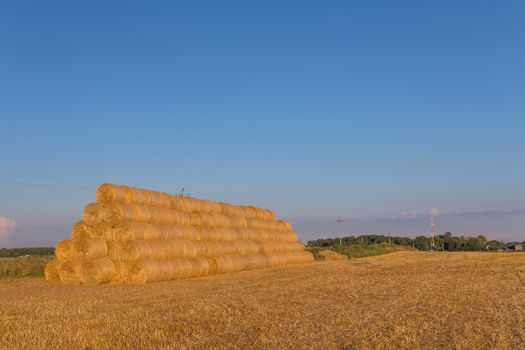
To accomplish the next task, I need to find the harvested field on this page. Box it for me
[1,251,524,349]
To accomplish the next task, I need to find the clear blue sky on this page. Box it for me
[1,1,524,247]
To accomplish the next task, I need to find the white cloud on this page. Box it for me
[0,217,17,243]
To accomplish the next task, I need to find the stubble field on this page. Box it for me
[1,251,524,349]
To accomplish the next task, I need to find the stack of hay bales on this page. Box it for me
[45,184,313,284]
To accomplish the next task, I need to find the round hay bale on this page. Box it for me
[171,258,193,279]
[234,229,250,240]
[278,220,293,232]
[83,202,106,226]
[44,259,62,281]
[241,206,258,218]
[228,216,248,229]
[190,212,202,226]
[149,207,178,225]
[128,187,148,206]
[142,223,161,240]
[201,200,222,214]
[199,227,214,240]
[71,220,92,240]
[106,240,122,260]
[192,240,207,256]
[55,239,74,260]
[114,222,147,240]
[121,240,152,261]
[165,225,199,240]
[170,195,185,211]
[163,240,185,257]
[111,261,129,283]
[144,190,171,208]
[204,257,218,275]
[81,257,115,285]
[158,259,174,281]
[182,197,200,212]
[214,241,235,255]
[202,241,218,256]
[188,257,209,277]
[181,240,198,257]
[149,241,165,259]
[90,224,116,240]
[58,259,83,284]
[177,211,191,226]
[155,225,170,240]
[129,259,161,283]
[96,183,129,204]
[229,255,246,272]
[214,255,235,274]
[104,203,136,225]
[74,237,107,261]
[220,203,246,218]
[134,205,152,222]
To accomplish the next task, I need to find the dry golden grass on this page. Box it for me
[1,251,524,349]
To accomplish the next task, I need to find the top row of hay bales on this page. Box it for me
[96,184,276,221]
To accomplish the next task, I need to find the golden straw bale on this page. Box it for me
[144,190,171,208]
[241,206,258,218]
[214,255,235,274]
[277,220,293,232]
[199,227,214,240]
[182,197,200,212]
[128,187,148,206]
[163,240,185,257]
[106,240,121,260]
[142,223,161,240]
[249,254,268,269]
[55,239,74,260]
[202,241,218,256]
[171,258,193,279]
[58,259,83,284]
[103,203,136,225]
[74,237,107,261]
[158,259,174,281]
[220,228,237,241]
[181,240,198,257]
[148,207,176,225]
[83,202,106,226]
[111,261,128,283]
[121,240,152,261]
[234,228,250,240]
[228,216,248,229]
[192,240,207,256]
[96,183,129,204]
[220,203,246,217]
[165,225,199,240]
[81,257,115,285]
[188,257,209,277]
[133,205,152,222]
[149,241,165,259]
[214,241,236,255]
[114,222,146,240]
[129,259,161,284]
[204,257,217,275]
[44,259,62,281]
[200,200,222,214]
[266,253,287,267]
[170,195,185,211]
[71,220,92,240]
[177,211,191,226]
[155,225,170,240]
[90,224,116,240]
[190,212,202,226]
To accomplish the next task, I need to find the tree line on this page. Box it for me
[307,233,522,251]
[0,247,55,257]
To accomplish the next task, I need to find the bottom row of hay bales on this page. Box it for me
[45,251,313,284]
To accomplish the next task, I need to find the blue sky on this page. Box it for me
[1,1,524,247]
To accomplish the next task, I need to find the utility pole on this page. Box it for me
[429,217,436,251]
[336,216,343,245]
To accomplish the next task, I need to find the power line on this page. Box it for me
[0,171,99,184]
[0,180,93,191]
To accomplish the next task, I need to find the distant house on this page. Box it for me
[495,243,523,252]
